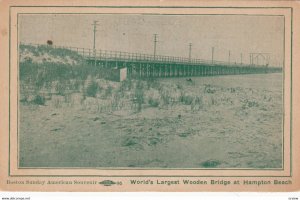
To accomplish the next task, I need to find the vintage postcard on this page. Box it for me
[0,0,299,192]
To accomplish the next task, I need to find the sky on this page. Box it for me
[19,14,284,66]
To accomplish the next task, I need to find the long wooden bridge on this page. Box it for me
[85,50,281,79]
[21,43,282,79]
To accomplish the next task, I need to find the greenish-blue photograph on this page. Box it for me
[18,14,283,169]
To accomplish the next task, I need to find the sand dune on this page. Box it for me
[19,73,282,168]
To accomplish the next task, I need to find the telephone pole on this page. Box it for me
[240,53,243,64]
[212,47,214,64]
[189,43,192,62]
[92,21,99,50]
[91,21,99,66]
[153,34,158,60]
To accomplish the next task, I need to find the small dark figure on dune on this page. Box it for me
[47,40,53,45]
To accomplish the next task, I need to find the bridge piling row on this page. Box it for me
[125,62,279,78]
[86,59,281,79]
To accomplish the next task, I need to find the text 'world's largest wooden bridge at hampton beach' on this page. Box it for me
[23,43,282,79]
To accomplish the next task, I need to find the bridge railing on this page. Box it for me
[83,49,256,68]
[20,43,274,68]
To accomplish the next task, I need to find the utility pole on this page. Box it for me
[228,50,231,64]
[212,47,214,64]
[92,20,99,66]
[153,34,158,60]
[240,53,243,64]
[189,43,192,62]
[92,21,99,50]
[266,54,270,67]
